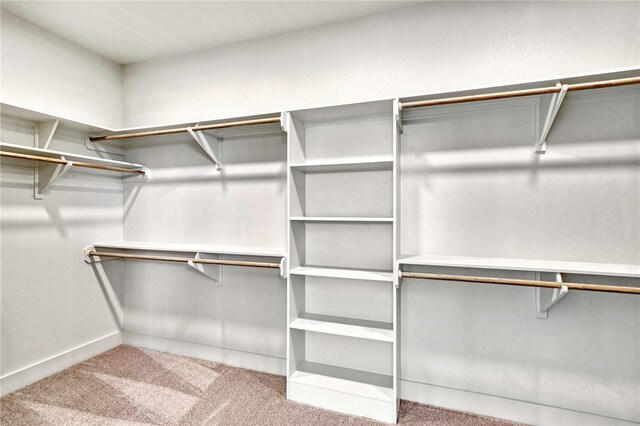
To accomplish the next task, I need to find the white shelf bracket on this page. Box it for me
[34,119,64,199]
[535,272,569,319]
[188,252,222,284]
[395,262,402,288]
[280,111,290,133]
[36,156,73,198]
[393,98,403,134]
[187,127,222,170]
[279,257,288,279]
[37,120,60,150]
[536,82,568,154]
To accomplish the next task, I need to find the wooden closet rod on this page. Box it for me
[0,151,145,175]
[89,116,281,142]
[399,272,640,294]
[88,251,281,269]
[401,75,640,109]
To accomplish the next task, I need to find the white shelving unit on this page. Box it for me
[398,254,640,278]
[284,100,400,423]
[0,141,148,198]
[85,241,287,278]
[0,142,146,172]
[87,240,285,258]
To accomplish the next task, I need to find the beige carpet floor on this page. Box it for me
[1,345,520,425]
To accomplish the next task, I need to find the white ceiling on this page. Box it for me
[1,1,420,65]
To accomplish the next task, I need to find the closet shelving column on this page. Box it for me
[285,100,399,423]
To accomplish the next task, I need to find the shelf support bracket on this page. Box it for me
[36,157,73,198]
[393,98,403,134]
[37,120,60,150]
[34,119,63,199]
[279,257,288,279]
[536,82,568,154]
[395,263,402,288]
[280,111,290,133]
[535,273,568,319]
[187,127,222,170]
[188,252,222,284]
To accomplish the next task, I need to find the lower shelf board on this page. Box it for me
[290,361,394,403]
[290,313,394,342]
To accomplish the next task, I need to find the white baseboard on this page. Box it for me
[400,380,639,426]
[123,331,286,376]
[0,331,122,397]
[3,332,635,426]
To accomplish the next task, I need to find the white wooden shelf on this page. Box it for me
[290,217,393,223]
[0,142,145,172]
[290,313,393,342]
[290,266,393,282]
[1,101,281,139]
[398,254,640,278]
[290,157,393,173]
[91,241,286,258]
[290,362,394,403]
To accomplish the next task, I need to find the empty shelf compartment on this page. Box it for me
[290,361,394,403]
[290,266,393,282]
[290,313,393,342]
[290,157,393,173]
[290,217,393,223]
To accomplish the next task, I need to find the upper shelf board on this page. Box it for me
[1,102,282,141]
[400,66,640,111]
[398,255,640,278]
[0,142,145,170]
[91,241,286,258]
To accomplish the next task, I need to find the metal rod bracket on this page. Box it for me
[536,82,568,154]
[187,127,222,170]
[535,272,569,318]
[188,252,222,284]
[84,246,120,263]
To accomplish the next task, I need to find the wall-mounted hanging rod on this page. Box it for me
[401,76,640,109]
[0,151,145,175]
[89,116,282,142]
[399,271,640,295]
[88,250,280,269]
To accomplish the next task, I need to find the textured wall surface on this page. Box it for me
[123,1,639,127]
[1,12,123,128]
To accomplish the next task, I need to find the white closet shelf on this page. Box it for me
[398,254,640,278]
[0,142,145,171]
[290,217,393,223]
[289,157,393,173]
[290,266,393,282]
[90,241,286,258]
[290,362,394,403]
[290,313,393,342]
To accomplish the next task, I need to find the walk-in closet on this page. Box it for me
[1,2,639,425]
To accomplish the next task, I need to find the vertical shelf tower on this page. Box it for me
[284,100,401,423]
